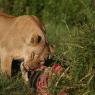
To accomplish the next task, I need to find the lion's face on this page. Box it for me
[23,32,54,70]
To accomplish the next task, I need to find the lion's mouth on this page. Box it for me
[24,55,53,71]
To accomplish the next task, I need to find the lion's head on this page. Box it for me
[23,31,54,71]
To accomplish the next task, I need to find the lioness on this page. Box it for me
[0,12,54,82]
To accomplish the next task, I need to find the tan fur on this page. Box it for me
[0,12,54,78]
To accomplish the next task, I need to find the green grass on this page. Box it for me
[46,22,95,95]
[0,73,32,95]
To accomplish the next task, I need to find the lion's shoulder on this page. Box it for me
[0,13,46,55]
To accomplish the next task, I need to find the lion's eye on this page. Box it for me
[30,35,42,45]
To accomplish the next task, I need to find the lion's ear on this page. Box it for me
[29,34,42,45]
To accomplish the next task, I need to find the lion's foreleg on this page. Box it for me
[20,62,29,84]
[1,56,12,77]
